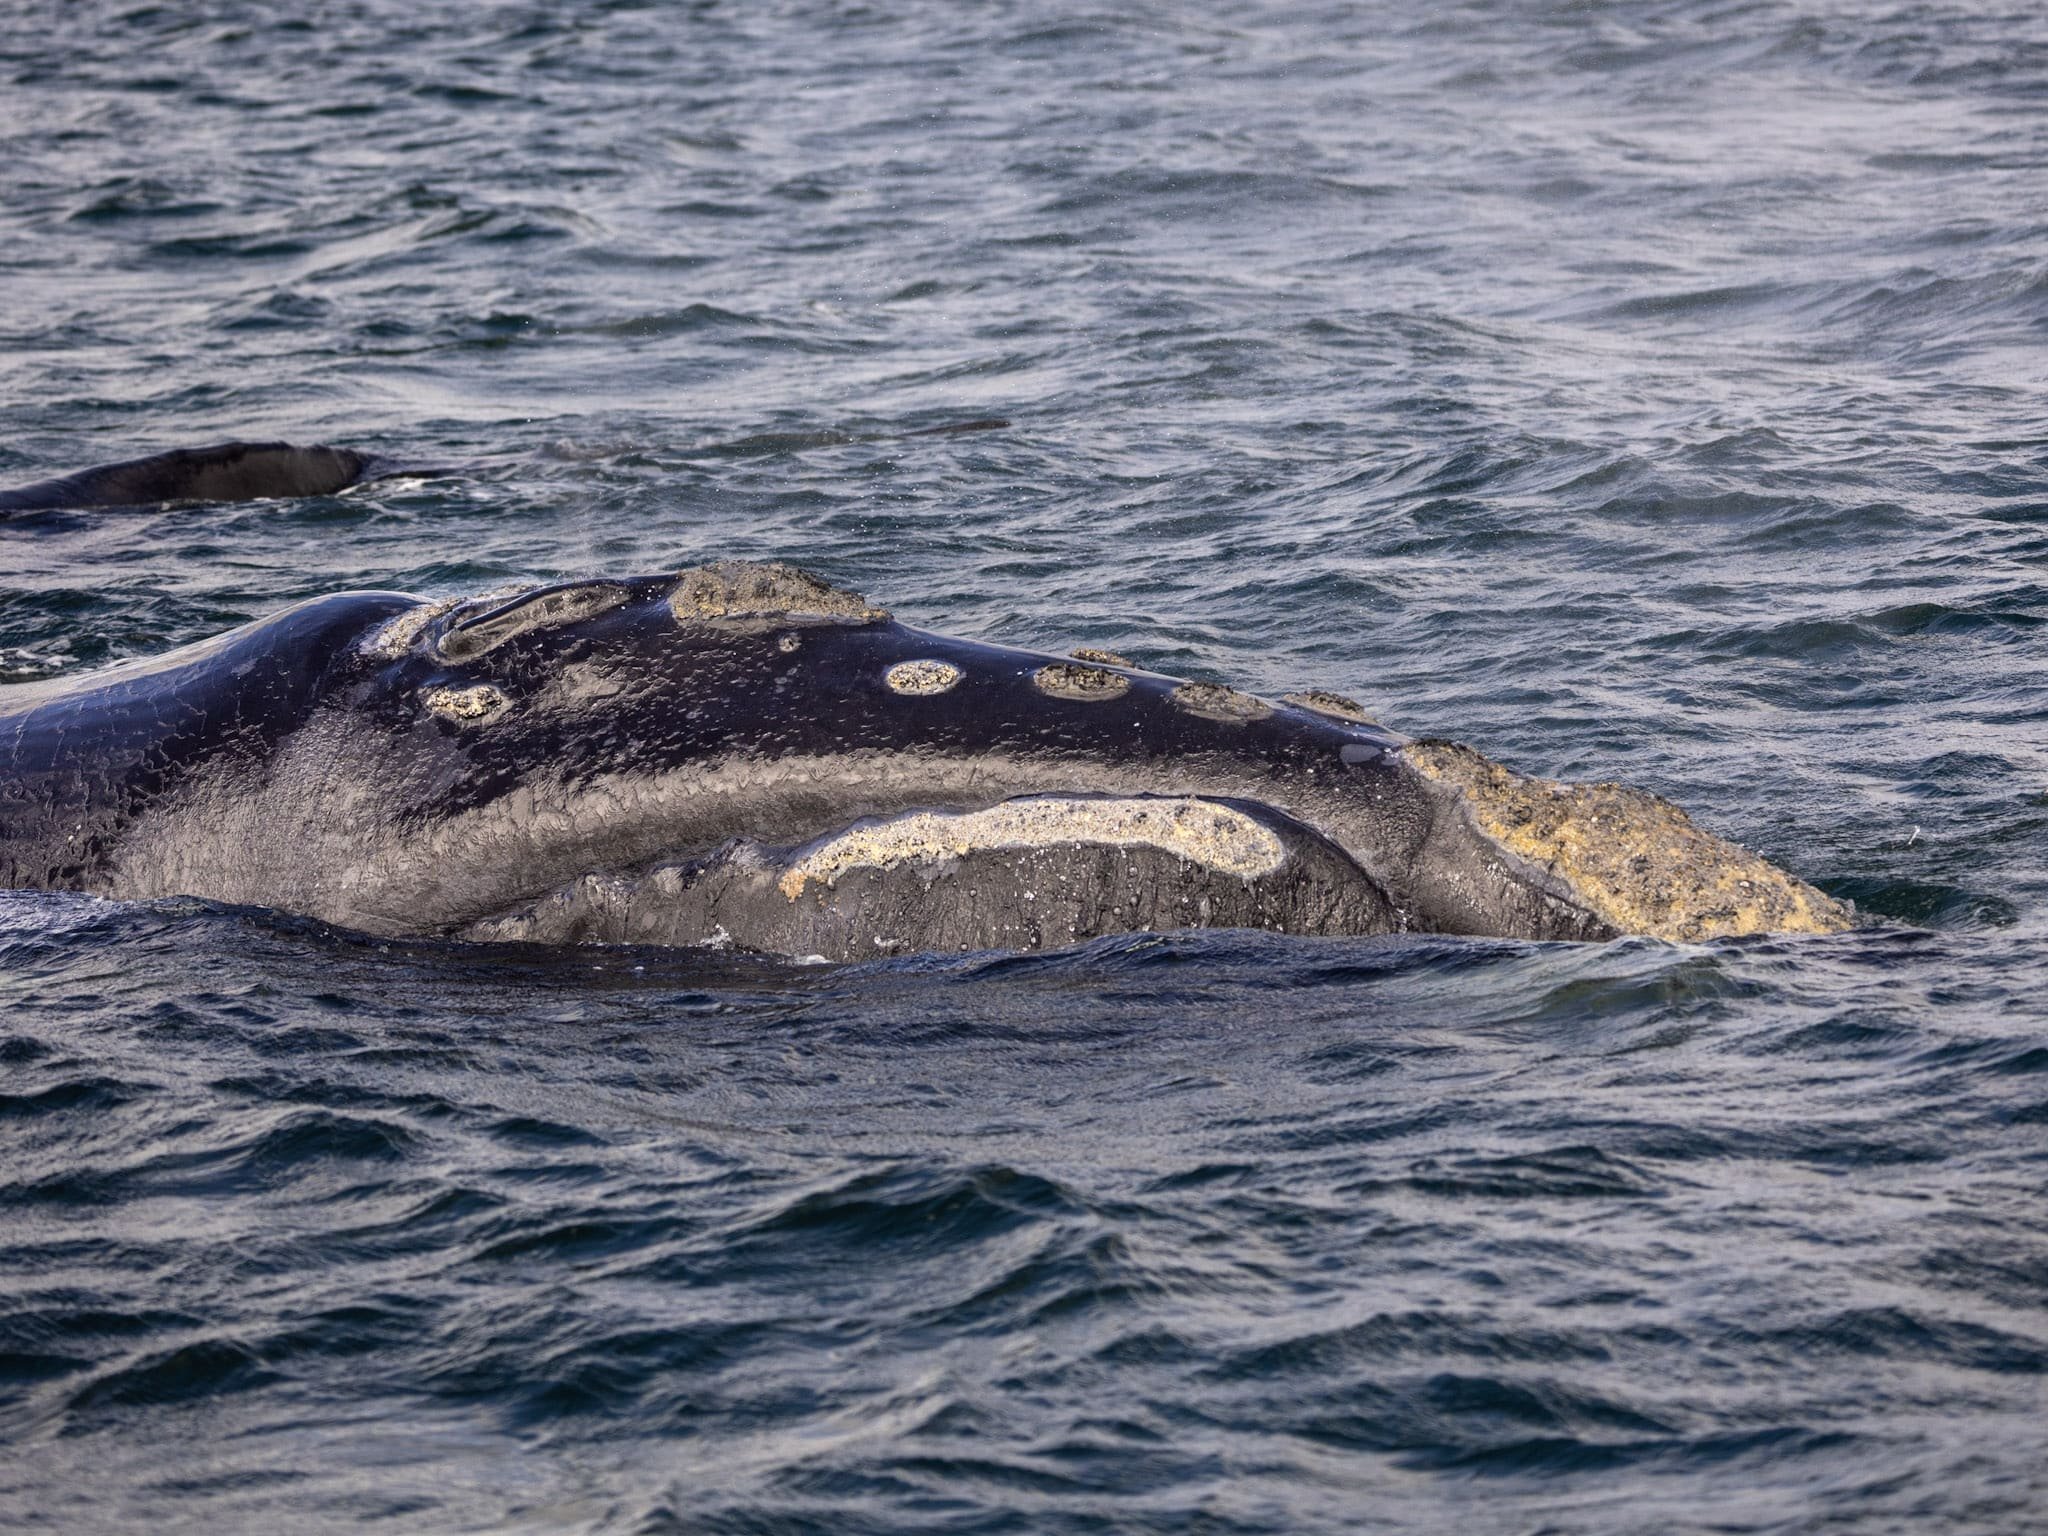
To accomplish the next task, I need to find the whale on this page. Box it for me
[0,441,439,514]
[0,422,1008,515]
[0,559,1852,958]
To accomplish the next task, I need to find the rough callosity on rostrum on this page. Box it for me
[1402,740,1853,942]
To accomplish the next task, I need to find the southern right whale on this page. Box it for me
[0,440,427,514]
[0,559,1853,957]
[0,421,1011,514]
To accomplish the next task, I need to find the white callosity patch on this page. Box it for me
[777,796,1287,900]
[670,561,886,626]
[436,582,630,663]
[885,659,963,695]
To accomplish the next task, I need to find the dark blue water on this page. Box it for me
[3,2,2047,1531]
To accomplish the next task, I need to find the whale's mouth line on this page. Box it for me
[456,791,1401,961]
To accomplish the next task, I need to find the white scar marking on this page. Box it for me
[777,796,1287,899]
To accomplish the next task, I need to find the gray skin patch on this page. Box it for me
[1071,646,1136,668]
[885,659,963,696]
[423,684,509,725]
[437,582,630,663]
[1284,690,1377,725]
[1034,662,1130,701]
[1172,681,1274,723]
[671,560,887,627]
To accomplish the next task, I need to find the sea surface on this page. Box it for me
[2,2,2046,1531]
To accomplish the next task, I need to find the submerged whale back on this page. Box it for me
[0,442,370,513]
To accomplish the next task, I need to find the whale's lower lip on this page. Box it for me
[456,792,1401,961]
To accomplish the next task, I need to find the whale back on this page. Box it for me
[0,442,370,513]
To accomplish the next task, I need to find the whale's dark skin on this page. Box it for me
[0,562,1851,956]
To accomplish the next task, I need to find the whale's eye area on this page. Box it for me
[437,581,630,662]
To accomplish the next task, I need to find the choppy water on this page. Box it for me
[3,2,2046,1531]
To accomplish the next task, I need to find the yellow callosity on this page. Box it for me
[1282,690,1376,724]
[1170,681,1273,723]
[1033,662,1130,701]
[671,561,887,625]
[422,684,510,724]
[1403,740,1853,942]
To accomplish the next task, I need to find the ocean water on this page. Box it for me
[2,2,2046,1531]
